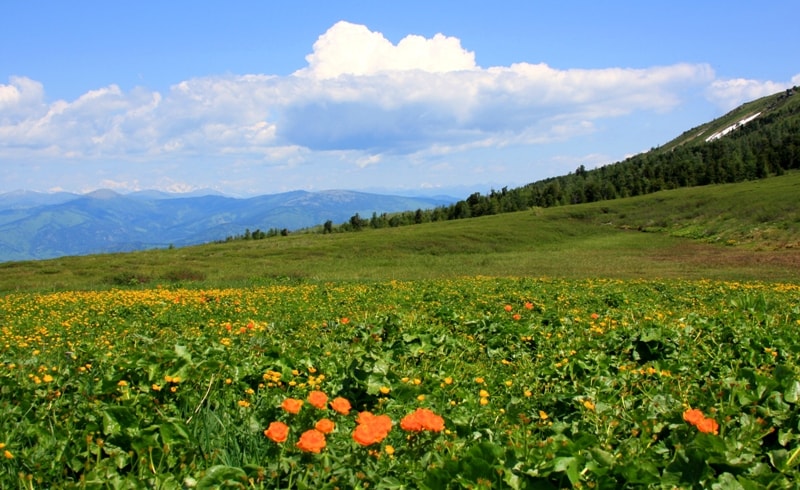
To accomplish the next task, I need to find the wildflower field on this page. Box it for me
[1,277,799,488]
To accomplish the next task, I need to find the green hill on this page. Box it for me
[2,172,798,292]
[3,89,799,291]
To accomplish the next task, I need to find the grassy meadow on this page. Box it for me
[1,174,799,488]
[1,172,799,292]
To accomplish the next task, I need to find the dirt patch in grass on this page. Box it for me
[652,242,800,280]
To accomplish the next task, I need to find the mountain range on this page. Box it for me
[0,189,455,262]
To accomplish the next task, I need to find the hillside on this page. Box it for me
[0,189,453,262]
[421,87,799,221]
[1,172,798,292]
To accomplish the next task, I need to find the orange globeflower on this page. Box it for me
[682,408,705,426]
[419,408,445,432]
[264,421,289,443]
[504,305,513,312]
[400,412,424,432]
[401,408,445,433]
[281,397,303,414]
[330,396,352,415]
[296,429,326,453]
[315,418,335,434]
[352,423,379,446]
[695,417,720,435]
[308,390,328,409]
[683,408,720,435]
[353,411,392,446]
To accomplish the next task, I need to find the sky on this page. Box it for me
[1,1,798,197]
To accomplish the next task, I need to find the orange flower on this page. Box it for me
[399,412,423,432]
[296,429,326,453]
[330,396,352,415]
[512,314,521,321]
[353,411,392,446]
[401,408,445,433]
[308,390,328,409]
[695,417,719,435]
[352,423,380,446]
[682,408,705,426]
[281,397,303,414]
[264,421,289,443]
[315,418,335,434]
[683,408,720,435]
[524,302,534,310]
[504,305,513,312]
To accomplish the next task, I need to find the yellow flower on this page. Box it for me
[443,377,453,385]
[524,390,533,397]
[479,389,490,398]
[152,384,161,391]
[237,400,251,408]
[42,374,54,383]
[539,410,549,420]
[417,394,426,401]
[504,380,513,387]
[385,445,395,456]
[480,397,489,406]
[474,377,485,384]
[583,400,595,411]
[380,386,391,395]
[3,449,12,459]
[117,380,128,387]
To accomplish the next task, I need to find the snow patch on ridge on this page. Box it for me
[705,112,761,142]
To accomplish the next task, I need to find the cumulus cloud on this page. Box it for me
[1,20,777,187]
[706,74,800,110]
[297,20,477,79]
[0,76,46,121]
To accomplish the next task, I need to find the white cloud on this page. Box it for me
[706,74,799,110]
[296,21,477,79]
[0,76,46,120]
[2,21,786,195]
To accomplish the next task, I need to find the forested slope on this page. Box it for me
[332,88,799,230]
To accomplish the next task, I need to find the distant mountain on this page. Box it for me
[0,189,456,262]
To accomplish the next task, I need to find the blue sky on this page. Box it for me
[1,1,797,197]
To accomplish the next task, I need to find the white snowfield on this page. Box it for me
[704,112,761,142]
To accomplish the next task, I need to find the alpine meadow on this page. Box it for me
[1,89,800,488]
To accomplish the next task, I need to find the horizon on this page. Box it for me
[2,1,798,197]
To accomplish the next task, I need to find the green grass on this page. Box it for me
[2,277,799,487]
[1,173,799,292]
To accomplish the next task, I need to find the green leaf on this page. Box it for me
[102,406,136,436]
[784,379,800,404]
[195,465,248,489]
[552,457,580,484]
[711,472,745,490]
[589,447,616,467]
[159,419,191,446]
[174,344,192,361]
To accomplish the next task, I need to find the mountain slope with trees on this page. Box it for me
[325,87,798,231]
